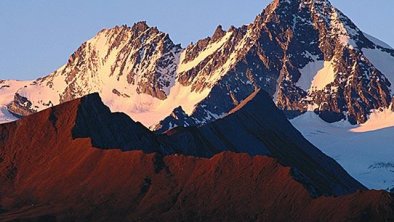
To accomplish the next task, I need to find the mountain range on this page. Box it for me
[1,0,394,220]
[2,0,394,129]
[2,0,394,192]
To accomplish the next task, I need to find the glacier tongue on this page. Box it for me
[291,111,394,191]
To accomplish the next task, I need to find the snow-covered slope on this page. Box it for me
[291,111,394,191]
[1,23,215,126]
[2,0,394,130]
[364,32,393,50]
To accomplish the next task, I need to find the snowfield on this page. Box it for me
[291,111,394,191]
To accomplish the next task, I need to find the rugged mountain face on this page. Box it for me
[256,0,393,124]
[1,0,394,130]
[1,93,393,221]
[1,22,182,122]
[161,0,394,130]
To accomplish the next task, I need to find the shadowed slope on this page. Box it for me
[66,91,364,196]
[0,93,393,221]
[161,89,365,196]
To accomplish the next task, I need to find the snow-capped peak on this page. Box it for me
[2,0,394,131]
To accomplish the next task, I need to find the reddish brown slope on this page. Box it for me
[0,96,393,221]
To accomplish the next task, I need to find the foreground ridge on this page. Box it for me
[0,93,393,221]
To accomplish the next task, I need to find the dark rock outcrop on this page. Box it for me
[6,93,37,117]
[151,106,198,134]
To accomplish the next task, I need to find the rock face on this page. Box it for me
[1,0,394,130]
[0,93,393,221]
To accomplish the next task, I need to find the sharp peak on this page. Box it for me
[173,106,185,112]
[265,0,334,13]
[212,25,226,41]
[97,21,163,35]
[131,21,153,32]
[253,0,343,26]
[91,21,180,46]
[272,0,332,5]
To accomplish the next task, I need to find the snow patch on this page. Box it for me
[0,107,18,123]
[298,58,336,92]
[298,57,323,91]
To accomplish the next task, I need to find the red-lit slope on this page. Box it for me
[0,95,393,221]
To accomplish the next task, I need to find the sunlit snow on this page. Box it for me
[178,31,233,73]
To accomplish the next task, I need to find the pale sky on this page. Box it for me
[0,0,393,80]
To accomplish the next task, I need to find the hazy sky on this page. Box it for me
[1,0,393,80]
